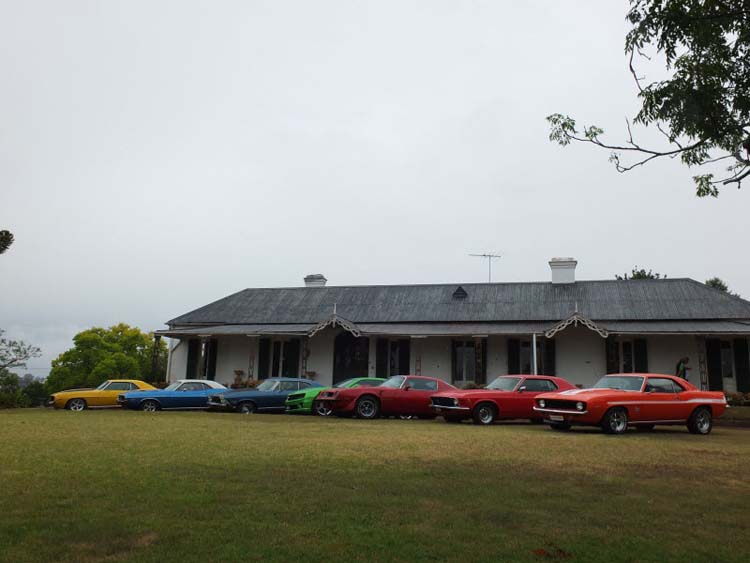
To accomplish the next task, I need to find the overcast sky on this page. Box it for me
[1,0,748,377]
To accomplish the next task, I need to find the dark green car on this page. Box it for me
[285,377,386,416]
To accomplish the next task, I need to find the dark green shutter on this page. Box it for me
[605,336,619,374]
[479,339,487,384]
[398,339,411,376]
[186,339,200,379]
[734,339,750,393]
[283,339,301,378]
[507,339,520,374]
[705,339,723,391]
[257,338,270,380]
[206,339,218,380]
[376,339,388,377]
[634,339,648,373]
[451,340,459,382]
[543,339,556,376]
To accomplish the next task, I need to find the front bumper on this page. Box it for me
[285,400,310,414]
[207,399,233,411]
[533,406,593,425]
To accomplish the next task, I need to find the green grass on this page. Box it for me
[1,410,748,563]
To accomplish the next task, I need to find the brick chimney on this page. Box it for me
[304,274,327,287]
[549,258,577,284]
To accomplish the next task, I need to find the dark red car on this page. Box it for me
[430,375,576,425]
[316,375,457,419]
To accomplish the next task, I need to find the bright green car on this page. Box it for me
[285,377,386,416]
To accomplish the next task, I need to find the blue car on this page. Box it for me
[207,377,323,414]
[117,379,229,412]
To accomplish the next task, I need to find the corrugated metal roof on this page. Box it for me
[601,320,750,334]
[167,278,750,326]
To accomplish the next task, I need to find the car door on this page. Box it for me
[96,381,132,407]
[400,377,438,415]
[272,381,300,409]
[180,382,211,408]
[640,377,683,421]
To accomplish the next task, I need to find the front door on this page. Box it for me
[333,333,369,384]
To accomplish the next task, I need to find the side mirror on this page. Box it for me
[518,386,527,393]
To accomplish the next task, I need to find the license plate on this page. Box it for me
[549,415,564,422]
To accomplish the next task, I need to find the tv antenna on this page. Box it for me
[469,253,502,282]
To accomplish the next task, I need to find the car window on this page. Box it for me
[406,378,437,391]
[179,382,206,391]
[128,383,139,390]
[522,379,558,392]
[299,382,311,389]
[645,378,680,393]
[107,382,132,391]
[354,379,381,387]
[278,381,299,392]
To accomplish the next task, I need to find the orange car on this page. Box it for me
[534,373,727,435]
[47,379,156,411]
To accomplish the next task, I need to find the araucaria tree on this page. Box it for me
[548,1,750,197]
[45,324,168,393]
[0,230,13,254]
[616,267,665,280]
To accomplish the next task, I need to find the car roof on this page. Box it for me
[263,377,319,382]
[108,379,146,383]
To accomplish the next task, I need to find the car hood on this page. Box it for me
[431,389,491,399]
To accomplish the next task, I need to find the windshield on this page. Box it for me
[593,376,644,391]
[380,376,406,389]
[164,382,181,391]
[486,377,521,391]
[256,380,277,392]
[95,381,110,390]
[334,378,355,388]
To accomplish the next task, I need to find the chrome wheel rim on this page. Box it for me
[240,404,254,414]
[69,399,85,412]
[696,411,711,433]
[478,406,494,424]
[358,400,376,418]
[142,401,157,412]
[315,402,332,416]
[610,410,627,432]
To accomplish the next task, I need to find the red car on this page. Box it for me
[430,375,576,425]
[533,373,728,435]
[316,375,457,419]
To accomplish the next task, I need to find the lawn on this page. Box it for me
[0,410,748,563]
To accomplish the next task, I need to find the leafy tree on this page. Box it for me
[705,276,740,296]
[616,267,665,280]
[0,230,13,254]
[0,329,41,371]
[45,324,167,393]
[548,1,750,197]
[0,370,47,408]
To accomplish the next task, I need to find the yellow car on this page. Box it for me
[47,379,156,411]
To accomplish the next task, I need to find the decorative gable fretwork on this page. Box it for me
[544,312,609,339]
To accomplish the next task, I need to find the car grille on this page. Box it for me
[540,399,579,411]
[287,393,304,402]
[319,391,337,399]
[208,395,223,403]
[431,397,458,407]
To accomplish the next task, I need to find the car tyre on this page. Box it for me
[66,398,87,412]
[141,400,159,412]
[472,402,497,425]
[601,407,628,435]
[687,407,712,435]
[549,423,572,431]
[239,402,256,415]
[355,396,380,419]
[314,400,333,417]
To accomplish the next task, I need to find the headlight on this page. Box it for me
[452,398,459,406]
[538,399,546,408]
[576,402,584,411]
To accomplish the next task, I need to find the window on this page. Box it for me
[256,380,278,392]
[507,339,556,375]
[593,376,644,391]
[406,378,437,391]
[277,381,299,392]
[453,340,486,385]
[645,378,681,393]
[128,383,140,390]
[614,339,648,373]
[381,376,406,389]
[106,382,133,391]
[299,382,311,389]
[522,379,558,392]
[179,382,206,391]
[486,377,521,391]
[356,379,383,387]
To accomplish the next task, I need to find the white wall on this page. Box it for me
[554,326,607,388]
[214,336,255,387]
[412,337,452,383]
[306,330,335,386]
[486,335,507,378]
[167,339,187,383]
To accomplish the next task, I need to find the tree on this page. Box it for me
[705,276,740,296]
[0,329,41,371]
[616,267,665,280]
[45,324,167,393]
[0,230,13,254]
[548,1,750,197]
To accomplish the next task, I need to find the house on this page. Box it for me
[156,258,750,393]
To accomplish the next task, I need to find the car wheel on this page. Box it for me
[141,400,159,412]
[549,423,572,431]
[601,407,628,435]
[635,424,655,432]
[688,407,712,435]
[355,396,380,419]
[66,398,87,412]
[239,402,256,415]
[314,401,333,417]
[472,403,497,425]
